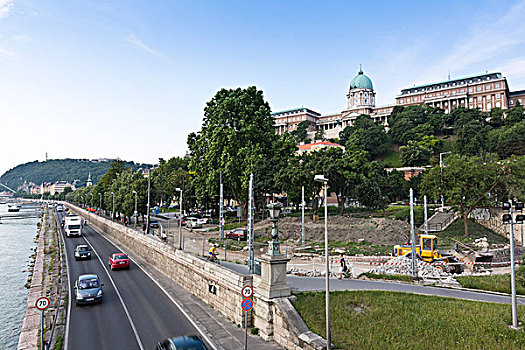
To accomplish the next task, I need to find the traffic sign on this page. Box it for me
[220,218,226,225]
[241,298,253,312]
[241,285,253,298]
[35,297,50,311]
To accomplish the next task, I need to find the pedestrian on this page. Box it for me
[142,223,146,233]
[339,254,347,279]
[161,230,167,242]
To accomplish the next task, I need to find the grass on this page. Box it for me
[382,149,402,167]
[294,290,525,349]
[456,265,525,295]
[437,219,507,249]
[321,240,392,256]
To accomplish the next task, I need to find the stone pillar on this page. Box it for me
[258,254,291,299]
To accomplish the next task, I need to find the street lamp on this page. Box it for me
[90,193,93,208]
[314,174,331,350]
[266,202,283,256]
[439,151,451,210]
[176,187,183,250]
[132,190,138,227]
[111,192,115,221]
[146,168,152,234]
[502,200,524,329]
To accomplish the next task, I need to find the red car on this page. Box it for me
[109,253,130,270]
[226,228,248,241]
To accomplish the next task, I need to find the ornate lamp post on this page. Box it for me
[111,192,115,221]
[267,202,282,256]
[132,190,138,227]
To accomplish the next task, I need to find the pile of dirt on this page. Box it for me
[254,215,410,246]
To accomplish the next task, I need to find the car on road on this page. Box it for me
[74,274,103,305]
[226,228,248,241]
[156,336,208,350]
[74,245,91,260]
[186,217,203,229]
[150,219,160,228]
[109,253,130,270]
[56,205,64,212]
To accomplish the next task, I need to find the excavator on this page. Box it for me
[392,234,465,274]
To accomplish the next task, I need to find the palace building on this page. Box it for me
[273,68,525,139]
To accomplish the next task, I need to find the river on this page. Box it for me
[0,204,39,349]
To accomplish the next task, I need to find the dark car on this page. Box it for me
[74,274,103,305]
[156,336,208,350]
[74,245,91,260]
[150,219,160,228]
[226,228,248,241]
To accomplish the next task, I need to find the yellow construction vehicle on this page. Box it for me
[392,234,464,274]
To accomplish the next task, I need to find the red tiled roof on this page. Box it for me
[298,141,344,150]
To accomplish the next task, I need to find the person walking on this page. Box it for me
[161,230,167,242]
[339,254,347,279]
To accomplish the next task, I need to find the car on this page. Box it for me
[150,219,160,228]
[175,217,186,226]
[56,205,64,212]
[74,245,91,260]
[186,217,203,229]
[226,228,248,241]
[156,336,208,350]
[74,274,103,305]
[109,253,130,270]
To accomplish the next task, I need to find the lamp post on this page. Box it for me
[111,192,115,221]
[132,190,138,227]
[314,174,330,350]
[176,187,183,250]
[502,200,524,329]
[146,169,152,235]
[439,151,451,211]
[266,202,283,256]
[99,193,102,215]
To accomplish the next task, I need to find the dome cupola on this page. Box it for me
[350,66,373,90]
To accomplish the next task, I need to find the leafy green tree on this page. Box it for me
[292,121,310,143]
[453,120,491,156]
[505,103,525,126]
[187,86,281,214]
[489,108,505,128]
[487,122,525,158]
[355,161,389,210]
[400,141,431,166]
[339,115,389,158]
[420,154,511,237]
[417,135,443,155]
[314,127,325,141]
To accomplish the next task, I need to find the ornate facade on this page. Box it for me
[273,68,524,139]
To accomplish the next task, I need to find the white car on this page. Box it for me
[186,217,203,229]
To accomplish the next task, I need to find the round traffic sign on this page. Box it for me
[241,285,253,298]
[35,297,50,311]
[241,298,253,312]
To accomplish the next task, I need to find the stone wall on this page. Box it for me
[475,207,525,246]
[71,204,328,350]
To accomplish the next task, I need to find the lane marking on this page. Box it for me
[88,222,220,350]
[83,232,145,350]
[58,211,72,350]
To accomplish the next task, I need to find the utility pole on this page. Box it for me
[424,195,428,234]
[248,173,255,274]
[410,188,417,280]
[301,186,305,249]
[219,171,224,240]
[440,151,451,211]
[133,190,138,227]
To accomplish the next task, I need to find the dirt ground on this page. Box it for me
[253,215,411,247]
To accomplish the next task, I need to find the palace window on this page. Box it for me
[486,85,491,90]
[469,88,473,92]
[477,86,482,91]
[477,97,482,102]
[496,94,500,99]
[510,100,514,105]
[469,98,473,102]
[496,83,500,88]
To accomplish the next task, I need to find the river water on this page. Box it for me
[0,204,39,349]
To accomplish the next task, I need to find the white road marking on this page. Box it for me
[90,225,220,350]
[82,233,145,350]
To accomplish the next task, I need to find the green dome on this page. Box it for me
[350,68,373,90]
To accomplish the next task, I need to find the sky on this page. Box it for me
[1,0,525,177]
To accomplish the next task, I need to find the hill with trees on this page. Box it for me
[0,159,151,190]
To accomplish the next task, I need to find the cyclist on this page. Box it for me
[208,244,219,262]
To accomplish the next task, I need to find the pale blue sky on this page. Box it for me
[1,0,525,176]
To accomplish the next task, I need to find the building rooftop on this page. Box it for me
[400,72,503,93]
[509,90,525,96]
[298,141,344,151]
[272,107,321,117]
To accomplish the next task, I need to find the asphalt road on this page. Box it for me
[221,261,525,305]
[58,211,210,350]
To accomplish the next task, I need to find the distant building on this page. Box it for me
[296,141,345,154]
[273,68,524,139]
[50,181,76,195]
[86,173,93,187]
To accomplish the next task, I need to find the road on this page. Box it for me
[220,261,525,305]
[58,211,212,350]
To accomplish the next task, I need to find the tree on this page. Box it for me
[505,103,525,126]
[488,122,525,158]
[292,121,310,143]
[420,154,511,237]
[314,127,325,141]
[400,141,431,166]
[187,86,282,214]
[355,161,389,210]
[339,115,389,158]
[453,120,491,156]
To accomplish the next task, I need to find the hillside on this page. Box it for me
[0,159,151,190]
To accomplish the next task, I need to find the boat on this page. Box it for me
[7,204,21,212]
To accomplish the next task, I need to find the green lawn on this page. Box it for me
[437,219,507,248]
[382,150,402,167]
[294,290,525,350]
[456,266,525,295]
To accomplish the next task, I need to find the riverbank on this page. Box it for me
[18,209,67,350]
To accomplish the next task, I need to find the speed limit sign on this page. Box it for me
[241,285,253,298]
[35,297,50,311]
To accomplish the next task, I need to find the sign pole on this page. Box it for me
[35,297,50,350]
[244,310,248,350]
[41,310,44,350]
